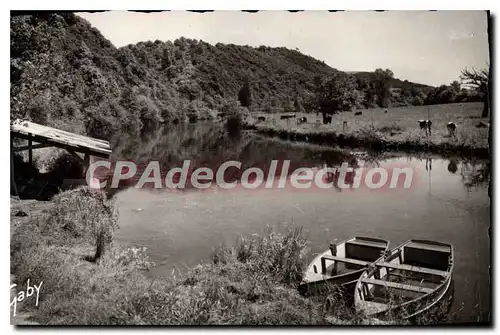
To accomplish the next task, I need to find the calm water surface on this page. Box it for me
[111,125,490,323]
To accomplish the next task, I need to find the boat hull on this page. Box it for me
[354,239,454,323]
[299,237,389,297]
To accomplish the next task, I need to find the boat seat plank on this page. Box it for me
[376,262,449,277]
[361,278,434,294]
[321,255,370,267]
[347,239,388,249]
[405,241,451,253]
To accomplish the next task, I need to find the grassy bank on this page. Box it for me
[12,187,387,325]
[248,103,490,158]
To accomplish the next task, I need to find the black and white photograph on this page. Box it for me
[9,9,492,326]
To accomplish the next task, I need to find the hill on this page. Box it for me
[11,12,436,140]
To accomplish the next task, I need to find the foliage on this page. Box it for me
[460,67,489,93]
[424,84,482,106]
[460,66,490,117]
[352,71,434,108]
[372,68,394,108]
[238,78,252,108]
[10,12,439,141]
[315,71,358,114]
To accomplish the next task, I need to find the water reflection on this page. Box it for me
[425,158,432,171]
[460,161,491,190]
[103,124,360,195]
[102,125,491,198]
[448,159,458,174]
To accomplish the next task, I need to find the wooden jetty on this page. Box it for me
[10,119,112,196]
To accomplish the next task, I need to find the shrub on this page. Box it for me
[44,151,85,183]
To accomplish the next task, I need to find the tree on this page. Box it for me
[293,95,304,114]
[315,72,357,121]
[424,85,456,105]
[364,82,376,108]
[161,47,171,70]
[372,68,393,108]
[450,80,461,94]
[460,66,490,117]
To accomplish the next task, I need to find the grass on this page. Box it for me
[250,102,490,158]
[10,187,458,325]
[10,187,361,325]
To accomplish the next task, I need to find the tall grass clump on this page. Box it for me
[213,227,308,285]
[50,186,118,261]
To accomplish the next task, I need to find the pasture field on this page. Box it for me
[250,103,489,156]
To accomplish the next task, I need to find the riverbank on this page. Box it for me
[11,187,389,325]
[251,125,489,159]
[245,103,490,159]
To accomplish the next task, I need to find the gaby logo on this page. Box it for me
[85,160,415,191]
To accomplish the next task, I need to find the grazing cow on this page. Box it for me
[354,111,362,116]
[257,116,266,122]
[447,122,457,137]
[343,121,348,131]
[297,117,307,125]
[418,120,432,136]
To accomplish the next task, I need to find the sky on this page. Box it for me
[77,10,490,87]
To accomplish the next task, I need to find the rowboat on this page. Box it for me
[354,239,454,321]
[298,237,390,296]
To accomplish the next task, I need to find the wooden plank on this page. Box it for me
[12,131,111,158]
[12,120,110,147]
[348,239,388,249]
[321,255,370,267]
[12,128,111,157]
[376,261,449,277]
[361,278,434,294]
[11,119,111,157]
[405,241,451,253]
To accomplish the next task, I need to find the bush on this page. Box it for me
[45,151,85,183]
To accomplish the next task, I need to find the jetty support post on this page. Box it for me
[28,138,32,166]
[10,136,18,197]
[84,154,90,179]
